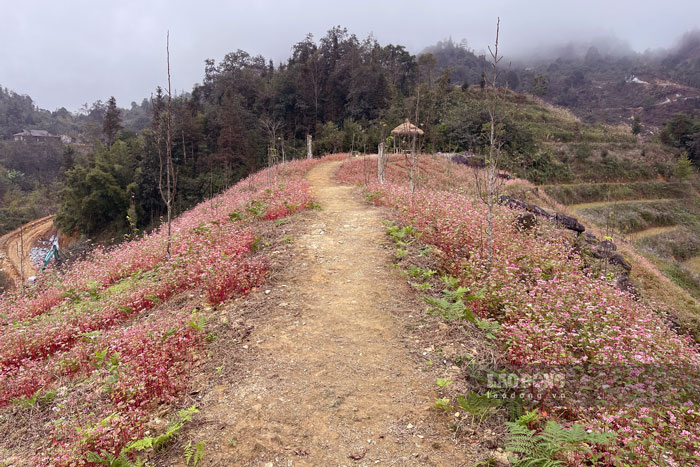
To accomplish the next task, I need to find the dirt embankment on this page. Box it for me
[0,216,55,286]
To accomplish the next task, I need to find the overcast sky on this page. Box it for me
[1,0,698,111]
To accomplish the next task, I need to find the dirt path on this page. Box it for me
[0,216,54,285]
[190,161,469,465]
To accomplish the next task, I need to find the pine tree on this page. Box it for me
[103,96,123,146]
[674,152,695,179]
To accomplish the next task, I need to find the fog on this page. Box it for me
[1,0,698,111]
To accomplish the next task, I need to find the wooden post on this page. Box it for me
[377,141,386,184]
[306,134,313,159]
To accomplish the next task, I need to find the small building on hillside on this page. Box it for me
[12,129,61,144]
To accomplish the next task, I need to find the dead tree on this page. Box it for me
[474,18,504,270]
[306,134,313,159]
[159,32,177,260]
[308,49,322,129]
[260,117,284,184]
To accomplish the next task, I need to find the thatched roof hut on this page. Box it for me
[391,119,424,136]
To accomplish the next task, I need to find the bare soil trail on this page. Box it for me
[187,161,470,466]
[0,215,54,285]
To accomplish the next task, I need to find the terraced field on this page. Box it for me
[628,225,680,240]
[685,256,700,274]
[543,179,700,301]
[541,180,693,206]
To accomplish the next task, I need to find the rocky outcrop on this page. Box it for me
[555,213,585,233]
[450,152,485,168]
[591,245,632,271]
[499,195,555,221]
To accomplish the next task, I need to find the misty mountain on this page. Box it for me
[422,30,700,126]
[420,38,489,87]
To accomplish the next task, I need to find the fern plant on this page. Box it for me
[422,284,482,322]
[423,294,473,321]
[384,222,421,244]
[183,441,205,466]
[188,314,206,333]
[456,390,503,423]
[87,406,199,467]
[475,318,501,339]
[85,451,144,467]
[11,388,57,409]
[433,397,453,412]
[441,274,460,289]
[134,405,199,452]
[505,410,616,466]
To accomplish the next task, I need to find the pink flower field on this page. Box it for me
[0,159,319,465]
[2,153,699,465]
[337,154,700,466]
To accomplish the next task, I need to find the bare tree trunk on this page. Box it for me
[485,18,502,270]
[410,89,420,193]
[306,134,313,159]
[159,32,177,260]
[260,117,283,182]
[377,141,386,184]
[311,51,320,131]
[166,46,173,260]
[410,135,416,193]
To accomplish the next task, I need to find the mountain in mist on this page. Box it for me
[422,30,700,126]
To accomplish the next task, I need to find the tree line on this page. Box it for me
[53,26,520,239]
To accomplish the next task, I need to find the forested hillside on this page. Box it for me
[0,91,154,237]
